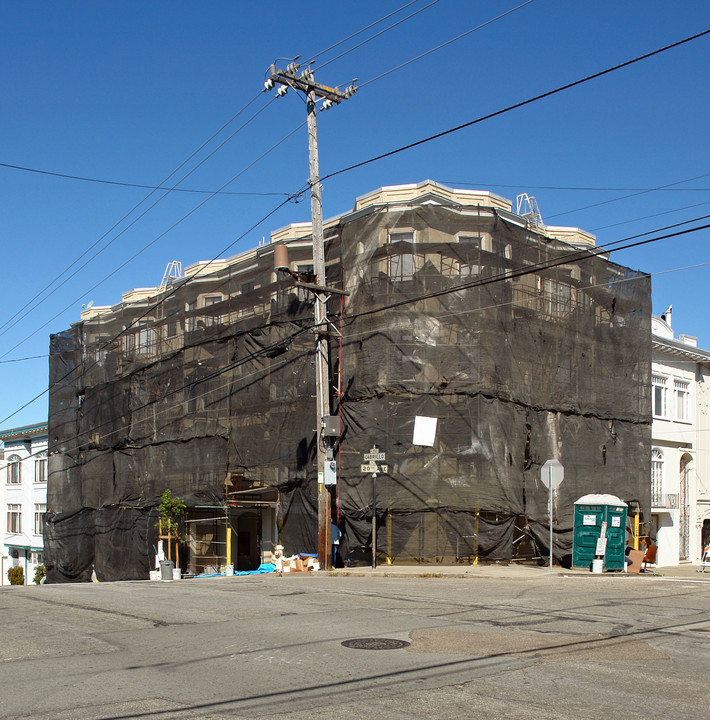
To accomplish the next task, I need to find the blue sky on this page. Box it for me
[1,0,709,428]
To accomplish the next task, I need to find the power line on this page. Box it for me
[29,220,710,458]
[0,181,309,427]
[3,206,708,431]
[302,0,423,67]
[340,216,710,322]
[357,0,537,89]
[0,355,46,364]
[314,0,443,72]
[2,1,442,351]
[0,91,271,342]
[5,30,710,421]
[0,161,291,196]
[590,200,710,232]
[321,29,710,183]
[443,179,710,193]
[545,171,710,221]
[0,109,300,359]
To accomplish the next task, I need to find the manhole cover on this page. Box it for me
[341,638,410,650]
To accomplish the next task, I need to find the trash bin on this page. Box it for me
[572,494,628,571]
[160,559,175,581]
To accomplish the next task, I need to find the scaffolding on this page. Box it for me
[44,182,651,581]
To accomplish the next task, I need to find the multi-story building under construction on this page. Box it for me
[45,181,651,581]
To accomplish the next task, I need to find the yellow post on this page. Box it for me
[227,525,232,568]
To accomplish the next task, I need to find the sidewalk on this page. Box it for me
[328,561,710,580]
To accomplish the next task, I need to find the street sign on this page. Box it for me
[364,452,386,462]
[540,459,564,489]
[360,464,388,474]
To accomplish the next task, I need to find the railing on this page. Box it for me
[652,493,679,509]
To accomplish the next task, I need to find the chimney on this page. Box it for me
[661,304,673,329]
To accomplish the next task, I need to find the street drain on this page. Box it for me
[341,638,410,650]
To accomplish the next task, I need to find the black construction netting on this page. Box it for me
[45,194,651,581]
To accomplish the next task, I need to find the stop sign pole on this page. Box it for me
[540,459,564,568]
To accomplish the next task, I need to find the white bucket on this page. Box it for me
[225,565,234,576]
[149,570,161,581]
[172,568,181,580]
[591,559,603,574]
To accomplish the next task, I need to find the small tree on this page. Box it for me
[157,489,186,537]
[8,566,24,585]
[157,490,186,567]
[33,563,46,585]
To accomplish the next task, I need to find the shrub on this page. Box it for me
[33,563,46,585]
[8,566,24,585]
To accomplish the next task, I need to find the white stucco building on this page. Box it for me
[1,422,48,585]
[651,309,710,567]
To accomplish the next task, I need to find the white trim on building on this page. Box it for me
[651,314,710,566]
[0,423,48,585]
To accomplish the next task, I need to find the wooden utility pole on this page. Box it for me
[265,61,356,569]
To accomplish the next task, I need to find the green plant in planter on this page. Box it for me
[156,489,186,538]
[33,563,46,585]
[8,565,24,585]
[156,490,186,571]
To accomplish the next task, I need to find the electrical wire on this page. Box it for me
[12,325,312,463]
[301,0,423,67]
[545,172,710,221]
[10,207,710,456]
[0,116,304,360]
[4,30,710,423]
[0,162,291,196]
[338,215,710,322]
[590,200,710,232]
[321,29,710,183]
[26,219,710,461]
[0,355,46,363]
[0,180,309,427]
[0,91,271,341]
[357,0,537,89]
[443,179,710,193]
[314,0,443,72]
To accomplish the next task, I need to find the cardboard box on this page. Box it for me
[626,549,644,573]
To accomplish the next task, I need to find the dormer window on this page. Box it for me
[388,230,415,244]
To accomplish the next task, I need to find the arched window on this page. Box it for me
[7,454,21,484]
[651,448,664,505]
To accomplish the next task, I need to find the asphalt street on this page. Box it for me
[1,570,708,719]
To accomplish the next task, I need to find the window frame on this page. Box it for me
[388,229,416,245]
[674,379,691,423]
[35,455,47,483]
[7,504,22,534]
[34,503,46,536]
[651,448,664,504]
[652,375,668,419]
[7,454,21,484]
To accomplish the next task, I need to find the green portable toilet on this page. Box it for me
[572,494,628,571]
